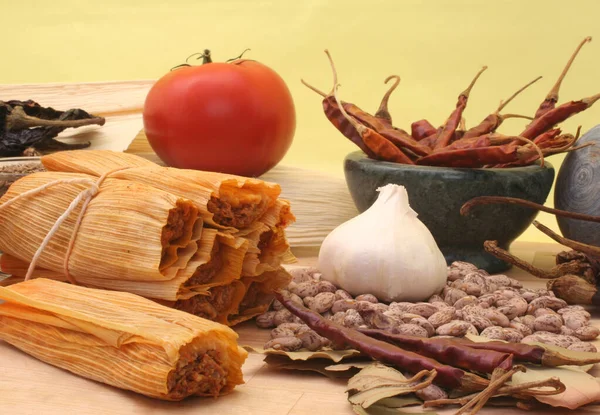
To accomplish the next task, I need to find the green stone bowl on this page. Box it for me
[344,151,555,273]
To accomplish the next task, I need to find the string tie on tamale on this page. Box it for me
[0,167,129,284]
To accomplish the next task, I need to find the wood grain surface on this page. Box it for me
[1,81,600,415]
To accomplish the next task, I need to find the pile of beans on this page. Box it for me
[256,262,599,352]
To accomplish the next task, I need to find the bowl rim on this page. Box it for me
[344,150,553,173]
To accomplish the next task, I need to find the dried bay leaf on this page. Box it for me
[512,365,600,409]
[347,363,436,409]
[352,403,437,415]
[326,361,373,372]
[242,345,362,362]
[263,354,363,379]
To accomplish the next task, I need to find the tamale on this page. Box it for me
[0,171,201,282]
[0,227,248,302]
[41,150,282,231]
[0,279,247,400]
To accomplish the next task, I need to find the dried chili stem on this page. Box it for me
[6,107,105,130]
[501,114,534,121]
[455,365,526,415]
[533,220,600,259]
[375,75,401,123]
[301,79,328,97]
[424,376,565,408]
[498,76,543,114]
[535,37,592,118]
[482,240,554,279]
[461,196,600,224]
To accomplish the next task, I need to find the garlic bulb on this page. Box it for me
[318,184,447,302]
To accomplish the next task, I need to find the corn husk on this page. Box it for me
[0,171,200,282]
[0,279,247,400]
[0,227,248,301]
[41,150,282,232]
[1,150,294,326]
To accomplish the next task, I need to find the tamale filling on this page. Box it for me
[161,203,194,247]
[207,196,269,228]
[174,285,235,320]
[185,243,223,287]
[167,350,228,399]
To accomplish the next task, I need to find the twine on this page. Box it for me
[0,167,128,284]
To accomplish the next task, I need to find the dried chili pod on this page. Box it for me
[358,328,513,374]
[432,66,487,150]
[533,37,592,119]
[333,85,415,164]
[274,291,489,391]
[411,119,437,141]
[1,100,104,157]
[303,51,429,158]
[520,93,600,139]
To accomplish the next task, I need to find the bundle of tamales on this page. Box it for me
[0,278,247,400]
[0,150,295,325]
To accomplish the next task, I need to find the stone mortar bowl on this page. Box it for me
[344,151,555,273]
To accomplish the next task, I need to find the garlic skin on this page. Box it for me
[318,184,447,302]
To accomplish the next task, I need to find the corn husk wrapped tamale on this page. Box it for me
[0,171,201,282]
[41,150,282,232]
[0,279,247,400]
[0,227,249,301]
[0,150,295,325]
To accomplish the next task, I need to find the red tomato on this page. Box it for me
[143,57,296,177]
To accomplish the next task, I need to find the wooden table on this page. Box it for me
[1,82,599,414]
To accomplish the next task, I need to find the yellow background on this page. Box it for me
[3,0,600,243]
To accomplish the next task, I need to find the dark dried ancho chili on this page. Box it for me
[0,100,105,157]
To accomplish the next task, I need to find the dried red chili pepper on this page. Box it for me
[274,291,489,391]
[374,75,400,123]
[462,76,541,139]
[520,93,600,139]
[533,37,592,119]
[358,328,513,374]
[432,66,488,150]
[417,136,543,168]
[334,84,415,164]
[303,51,429,158]
[411,119,437,140]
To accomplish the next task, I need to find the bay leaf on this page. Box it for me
[347,363,436,409]
[352,403,437,415]
[242,345,362,362]
[512,364,600,409]
[326,361,373,372]
[263,354,363,379]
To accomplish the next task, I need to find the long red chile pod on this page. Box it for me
[274,291,484,390]
[417,144,523,168]
[411,119,437,140]
[333,84,415,164]
[520,93,600,139]
[363,129,416,164]
[322,97,376,157]
[433,66,488,150]
[426,337,544,364]
[534,37,592,119]
[358,328,513,374]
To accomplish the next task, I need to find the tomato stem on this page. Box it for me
[170,50,212,70]
[226,48,251,62]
